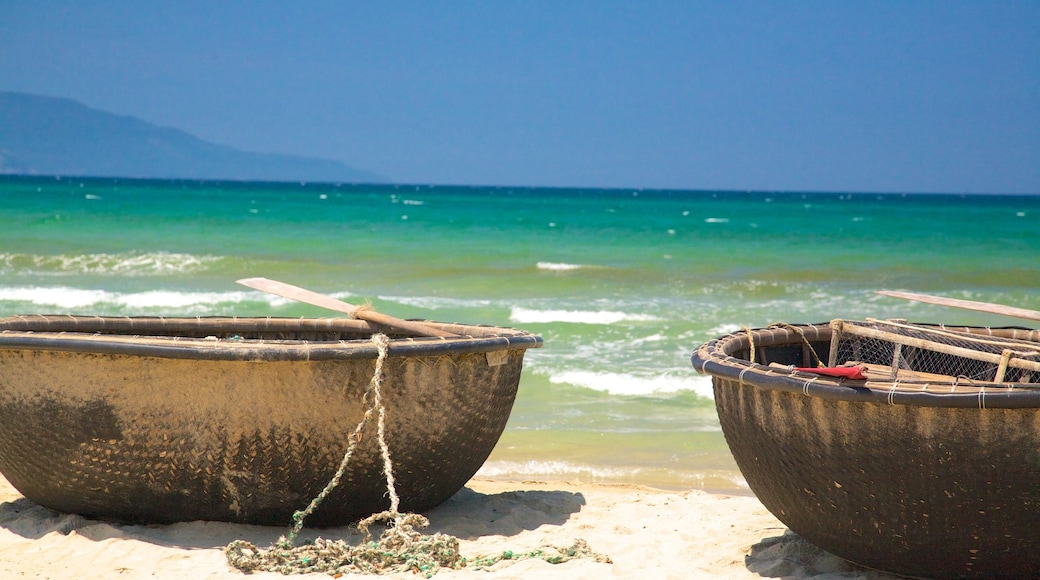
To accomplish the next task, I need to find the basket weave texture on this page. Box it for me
[693,322,1040,579]
[0,316,541,525]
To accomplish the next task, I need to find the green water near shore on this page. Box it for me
[2,175,1038,491]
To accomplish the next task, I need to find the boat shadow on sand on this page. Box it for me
[0,485,586,549]
[746,531,902,579]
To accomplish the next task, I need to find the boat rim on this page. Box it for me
[0,314,542,361]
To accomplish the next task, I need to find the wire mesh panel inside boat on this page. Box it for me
[828,318,1040,386]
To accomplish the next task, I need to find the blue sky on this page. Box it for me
[2,1,1038,193]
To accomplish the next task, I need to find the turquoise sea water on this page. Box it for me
[2,175,1038,492]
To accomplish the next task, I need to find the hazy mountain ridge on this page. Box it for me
[0,91,379,183]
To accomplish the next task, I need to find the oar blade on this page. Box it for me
[237,277,358,317]
[236,277,458,338]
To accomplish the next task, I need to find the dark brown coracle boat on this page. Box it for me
[0,314,541,526]
[692,319,1040,579]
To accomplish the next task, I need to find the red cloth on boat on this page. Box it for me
[794,366,869,380]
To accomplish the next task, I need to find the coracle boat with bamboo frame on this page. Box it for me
[0,288,541,526]
[692,316,1040,579]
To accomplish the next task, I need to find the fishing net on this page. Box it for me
[225,333,610,577]
[827,319,1040,387]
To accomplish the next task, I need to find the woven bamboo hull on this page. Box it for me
[693,322,1040,579]
[0,316,541,526]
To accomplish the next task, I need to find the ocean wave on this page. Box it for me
[0,286,266,312]
[476,459,635,480]
[707,323,743,336]
[536,261,586,271]
[629,333,669,344]
[0,287,113,309]
[389,195,424,205]
[476,459,748,490]
[547,369,715,398]
[384,295,493,310]
[510,307,660,325]
[115,290,259,309]
[0,251,224,276]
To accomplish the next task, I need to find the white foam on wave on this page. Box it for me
[536,262,585,271]
[389,194,424,205]
[630,333,669,344]
[477,460,748,489]
[476,459,634,481]
[548,370,715,398]
[708,322,743,336]
[510,307,660,325]
[0,251,222,276]
[704,217,730,223]
[383,295,492,310]
[115,290,257,309]
[0,287,112,309]
[0,286,263,311]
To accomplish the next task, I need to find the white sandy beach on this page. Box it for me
[0,474,903,580]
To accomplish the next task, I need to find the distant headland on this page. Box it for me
[0,91,379,183]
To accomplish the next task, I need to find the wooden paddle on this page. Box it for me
[237,277,458,338]
[877,290,1040,323]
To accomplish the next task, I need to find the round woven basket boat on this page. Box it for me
[0,315,541,526]
[692,320,1040,579]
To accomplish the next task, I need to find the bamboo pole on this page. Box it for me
[878,291,1040,323]
[839,322,1040,374]
[828,319,843,367]
[995,350,1013,383]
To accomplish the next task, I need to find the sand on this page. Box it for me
[0,474,907,580]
